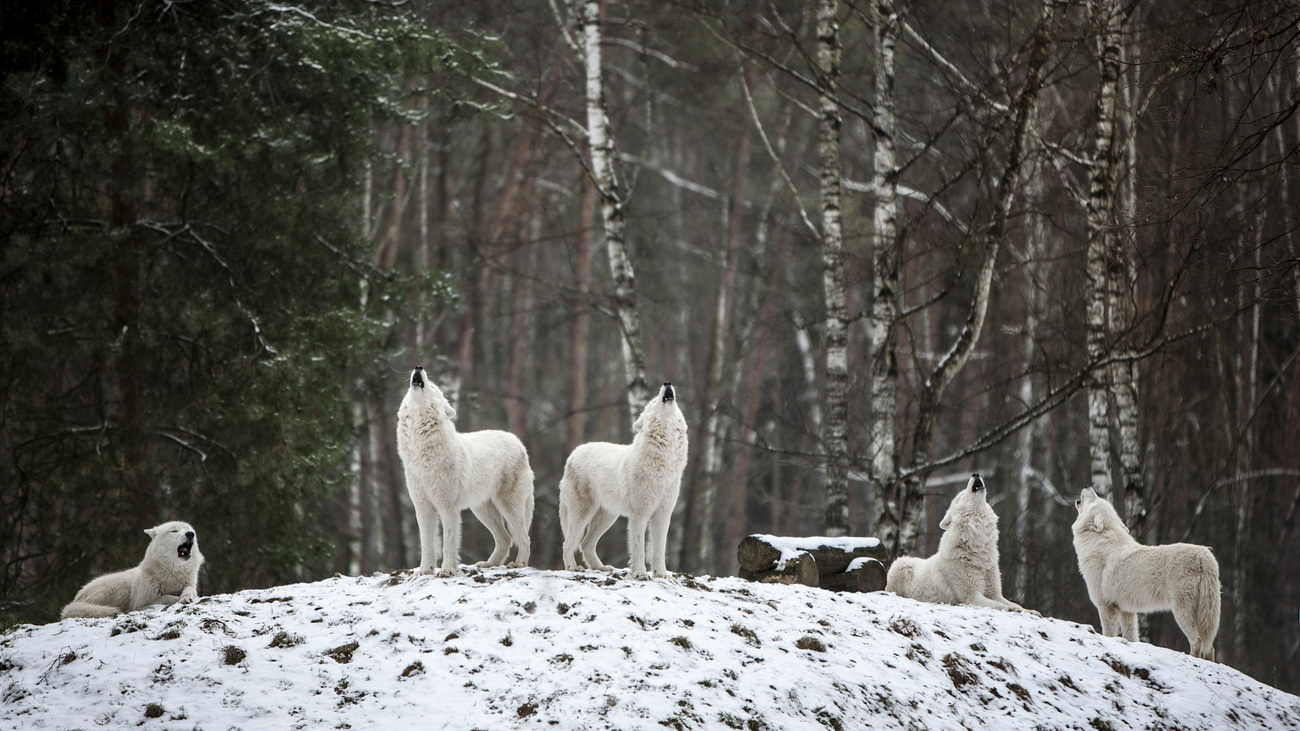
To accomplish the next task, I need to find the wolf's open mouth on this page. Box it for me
[177,540,193,559]
[412,366,426,389]
[662,382,674,402]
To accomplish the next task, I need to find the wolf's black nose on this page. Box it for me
[415,365,424,371]
[185,531,195,540]
[663,382,675,402]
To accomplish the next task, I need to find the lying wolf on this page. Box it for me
[886,474,1031,613]
[559,382,689,580]
[1072,487,1220,660]
[61,521,203,619]
[396,365,535,576]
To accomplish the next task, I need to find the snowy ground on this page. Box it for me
[3,569,1298,730]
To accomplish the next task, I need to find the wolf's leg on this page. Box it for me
[1098,603,1122,637]
[580,509,619,572]
[416,504,440,574]
[966,594,1019,611]
[151,594,181,608]
[498,474,534,568]
[627,513,651,580]
[560,488,598,571]
[648,506,673,578]
[470,500,511,567]
[1171,602,1208,659]
[1119,612,1139,642]
[437,507,462,577]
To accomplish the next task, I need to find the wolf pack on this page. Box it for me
[61,366,1222,663]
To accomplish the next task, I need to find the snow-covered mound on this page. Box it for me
[3,570,1298,729]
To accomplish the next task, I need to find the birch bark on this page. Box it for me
[816,0,850,537]
[582,0,650,427]
[1085,0,1126,503]
[866,0,904,550]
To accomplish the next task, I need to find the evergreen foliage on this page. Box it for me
[0,0,477,625]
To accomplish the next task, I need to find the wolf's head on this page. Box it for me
[939,473,990,531]
[144,521,201,565]
[1072,487,1124,536]
[632,382,684,434]
[402,365,456,423]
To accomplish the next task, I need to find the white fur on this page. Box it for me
[1072,487,1220,661]
[886,475,1031,613]
[61,521,203,619]
[396,367,535,577]
[559,383,688,580]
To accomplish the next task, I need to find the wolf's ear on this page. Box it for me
[939,514,952,531]
[632,414,645,433]
[444,404,457,422]
[1089,514,1105,533]
[144,527,157,538]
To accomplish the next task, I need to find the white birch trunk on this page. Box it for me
[866,0,903,550]
[582,0,650,427]
[1085,0,1124,502]
[816,0,850,537]
[1114,24,1146,537]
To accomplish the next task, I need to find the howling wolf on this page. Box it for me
[886,474,1031,613]
[1073,487,1220,660]
[61,521,203,619]
[559,382,689,580]
[396,366,535,577]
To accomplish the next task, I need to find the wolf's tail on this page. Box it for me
[1193,551,1221,662]
[60,602,121,619]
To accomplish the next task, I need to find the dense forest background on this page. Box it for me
[3,0,1298,694]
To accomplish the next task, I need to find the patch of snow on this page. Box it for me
[752,534,882,565]
[847,557,882,572]
[2,570,1297,730]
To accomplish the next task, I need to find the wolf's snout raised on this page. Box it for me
[971,473,984,491]
[411,366,425,389]
[662,382,674,402]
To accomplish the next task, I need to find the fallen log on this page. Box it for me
[737,534,889,593]
[818,557,887,593]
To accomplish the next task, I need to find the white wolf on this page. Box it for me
[396,365,534,577]
[886,474,1031,613]
[559,382,688,580]
[1072,487,1220,661]
[61,521,203,619]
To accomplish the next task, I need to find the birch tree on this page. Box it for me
[864,0,906,550]
[579,0,651,427]
[1085,0,1146,536]
[816,0,851,537]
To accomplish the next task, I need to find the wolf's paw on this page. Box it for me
[473,560,503,569]
[632,571,651,581]
[591,564,615,573]
[435,567,458,578]
[652,570,672,579]
[505,561,527,569]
